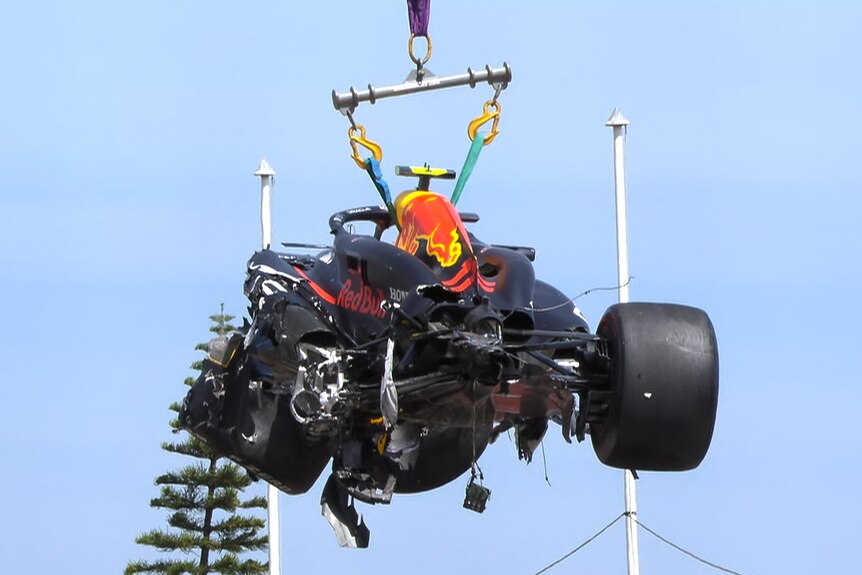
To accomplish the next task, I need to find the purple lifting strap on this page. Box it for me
[407,0,430,37]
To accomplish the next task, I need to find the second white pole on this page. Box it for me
[254,159,281,575]
[606,108,640,575]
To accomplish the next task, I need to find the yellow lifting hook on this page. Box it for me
[467,100,501,145]
[348,125,384,169]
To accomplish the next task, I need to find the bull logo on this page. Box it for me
[395,191,467,269]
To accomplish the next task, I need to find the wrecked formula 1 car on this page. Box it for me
[180,167,719,548]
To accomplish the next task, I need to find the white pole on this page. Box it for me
[606,108,640,575]
[607,109,631,304]
[256,159,275,250]
[266,482,281,575]
[254,159,281,575]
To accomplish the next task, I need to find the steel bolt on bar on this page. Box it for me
[332,63,513,112]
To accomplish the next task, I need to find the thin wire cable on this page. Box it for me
[530,276,634,313]
[633,516,747,575]
[540,440,551,486]
[471,379,477,476]
[532,512,625,575]
[469,379,484,482]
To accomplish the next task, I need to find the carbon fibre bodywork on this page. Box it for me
[180,201,718,547]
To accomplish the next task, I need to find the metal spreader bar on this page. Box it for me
[332,62,512,112]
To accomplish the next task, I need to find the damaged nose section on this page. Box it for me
[321,474,371,548]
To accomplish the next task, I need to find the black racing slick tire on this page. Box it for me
[590,303,719,471]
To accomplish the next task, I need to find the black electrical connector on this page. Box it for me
[463,477,491,513]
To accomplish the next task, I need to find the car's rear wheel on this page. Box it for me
[590,303,719,471]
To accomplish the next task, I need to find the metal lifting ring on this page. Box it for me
[408,33,433,66]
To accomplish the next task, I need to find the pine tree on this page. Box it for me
[127,306,268,575]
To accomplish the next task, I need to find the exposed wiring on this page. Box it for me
[632,516,748,575]
[470,379,484,483]
[540,440,551,487]
[532,513,625,575]
[530,276,635,313]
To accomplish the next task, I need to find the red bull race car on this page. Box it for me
[180,165,719,548]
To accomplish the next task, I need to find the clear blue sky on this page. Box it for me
[1,1,859,573]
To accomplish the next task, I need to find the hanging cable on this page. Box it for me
[632,516,748,575]
[532,512,626,575]
[540,440,551,486]
[529,276,635,313]
[471,380,477,470]
[463,379,491,513]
